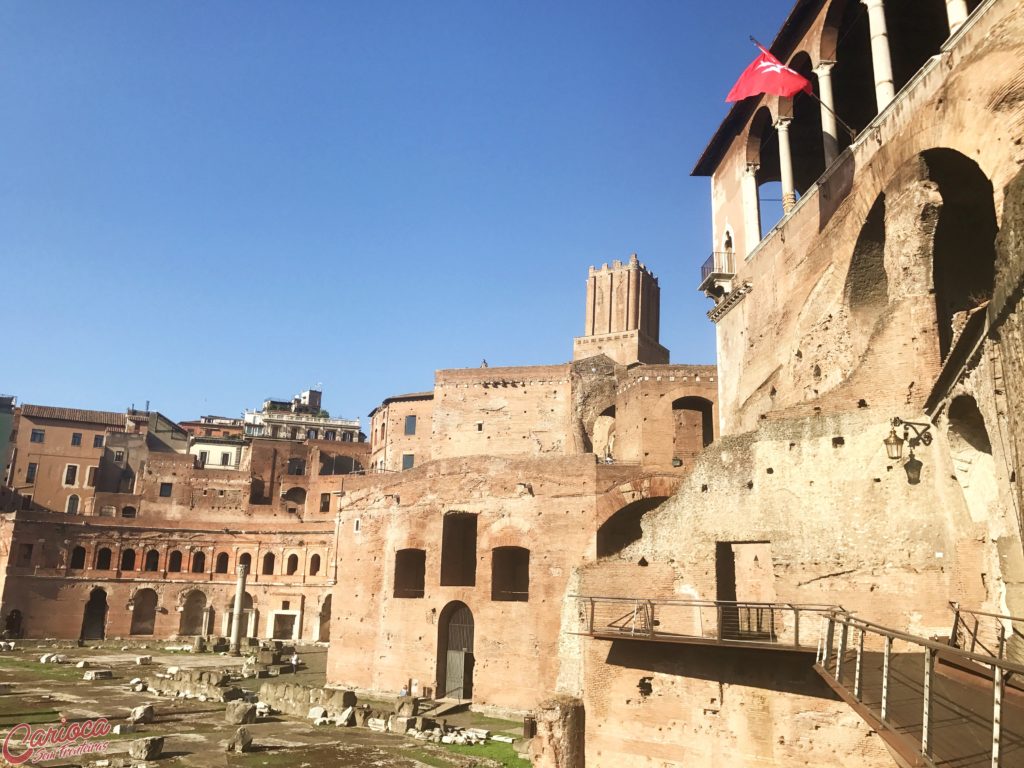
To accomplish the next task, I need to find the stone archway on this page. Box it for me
[179,590,208,636]
[81,588,107,640]
[130,589,158,636]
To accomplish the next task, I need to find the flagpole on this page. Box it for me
[748,36,857,141]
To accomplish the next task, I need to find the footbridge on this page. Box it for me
[576,596,1024,767]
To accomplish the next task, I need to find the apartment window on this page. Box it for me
[198,451,209,466]
[404,415,417,436]
[221,452,230,466]
[121,506,137,518]
[402,453,415,471]
[66,495,79,514]
[320,493,330,513]
[26,463,37,483]
[20,495,32,510]
[71,432,82,446]
[159,482,173,497]
[287,458,305,475]
[114,450,125,462]
[30,429,44,443]
[87,467,97,487]
[93,434,104,448]
[394,549,426,598]
[16,543,33,567]
[64,465,78,486]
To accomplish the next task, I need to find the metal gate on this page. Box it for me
[442,603,474,699]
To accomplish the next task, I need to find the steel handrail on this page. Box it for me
[949,600,1024,624]
[572,595,840,611]
[827,611,1024,676]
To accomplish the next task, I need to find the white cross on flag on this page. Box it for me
[726,44,812,103]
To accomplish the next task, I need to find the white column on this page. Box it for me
[776,118,796,213]
[945,0,969,35]
[741,163,762,254]
[862,0,895,112]
[813,61,839,166]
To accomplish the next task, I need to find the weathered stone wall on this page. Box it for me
[431,365,575,459]
[326,454,670,711]
[705,0,1024,435]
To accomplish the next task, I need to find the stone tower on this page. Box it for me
[573,254,669,365]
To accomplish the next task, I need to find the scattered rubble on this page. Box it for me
[127,736,164,761]
[226,726,253,753]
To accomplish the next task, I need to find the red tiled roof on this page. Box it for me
[21,404,127,428]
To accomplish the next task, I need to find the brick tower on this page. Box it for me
[572,254,669,365]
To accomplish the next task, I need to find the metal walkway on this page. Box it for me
[575,595,839,652]
[815,611,1024,768]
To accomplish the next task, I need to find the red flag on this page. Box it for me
[725,45,812,103]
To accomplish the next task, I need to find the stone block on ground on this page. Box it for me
[354,708,371,727]
[226,727,253,753]
[394,696,419,716]
[366,717,387,732]
[112,724,136,735]
[75,660,89,668]
[225,701,257,725]
[136,656,152,665]
[127,737,164,760]
[391,715,414,733]
[84,670,113,681]
[307,705,327,721]
[127,704,155,724]
[413,716,437,731]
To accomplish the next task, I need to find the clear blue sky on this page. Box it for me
[1,1,790,426]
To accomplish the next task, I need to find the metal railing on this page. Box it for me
[575,596,839,650]
[700,252,735,283]
[949,601,1024,665]
[816,611,1024,767]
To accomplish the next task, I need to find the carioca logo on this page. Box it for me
[2,717,112,765]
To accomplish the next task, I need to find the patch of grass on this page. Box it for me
[0,707,59,727]
[0,656,89,682]
[442,741,530,767]
[394,747,455,767]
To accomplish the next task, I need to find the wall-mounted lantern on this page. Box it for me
[883,417,933,485]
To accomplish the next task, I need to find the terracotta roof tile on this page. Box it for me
[21,404,128,428]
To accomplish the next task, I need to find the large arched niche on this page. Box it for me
[921,148,998,360]
[842,192,888,350]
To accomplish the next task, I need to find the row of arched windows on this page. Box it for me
[67,546,323,577]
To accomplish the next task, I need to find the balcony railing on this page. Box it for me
[575,595,839,650]
[700,251,735,284]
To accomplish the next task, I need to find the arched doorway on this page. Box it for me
[179,590,208,636]
[318,594,332,642]
[671,396,715,467]
[130,589,158,635]
[81,588,108,640]
[5,609,23,638]
[436,601,474,700]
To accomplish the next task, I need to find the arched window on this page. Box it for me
[262,552,275,575]
[309,554,321,576]
[95,547,112,570]
[144,550,160,572]
[168,550,183,572]
[191,551,206,573]
[66,495,79,514]
[121,506,137,518]
[70,546,86,569]
[238,552,252,573]
[121,549,136,571]
[215,552,229,573]
[286,554,299,575]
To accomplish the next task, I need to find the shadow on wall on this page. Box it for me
[604,640,841,700]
